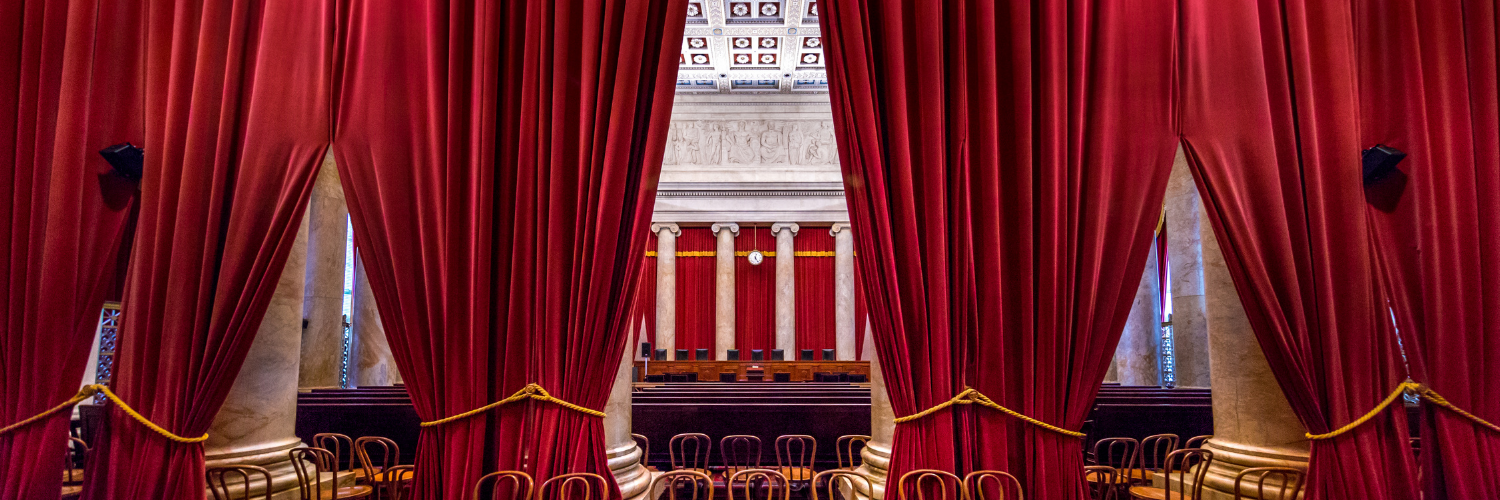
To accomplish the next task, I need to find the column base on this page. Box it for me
[204,437,353,500]
[609,441,655,500]
[1187,439,1308,500]
[849,441,891,500]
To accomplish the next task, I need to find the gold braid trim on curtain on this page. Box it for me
[893,387,1085,438]
[420,383,604,428]
[0,385,209,443]
[1307,380,1500,440]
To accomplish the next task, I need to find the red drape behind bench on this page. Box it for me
[735,226,775,356]
[83,1,330,497]
[0,1,140,496]
[794,227,835,359]
[332,0,686,497]
[676,227,716,356]
[821,2,1178,499]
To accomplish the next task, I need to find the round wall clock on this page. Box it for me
[748,250,764,265]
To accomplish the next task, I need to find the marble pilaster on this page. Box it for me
[710,223,739,359]
[350,254,401,386]
[606,332,652,500]
[205,211,309,499]
[299,151,349,389]
[1114,242,1162,386]
[1164,147,1212,388]
[771,223,798,355]
[853,323,893,500]
[831,223,856,362]
[652,223,681,360]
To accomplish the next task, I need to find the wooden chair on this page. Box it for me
[670,433,713,474]
[835,435,871,471]
[811,470,873,500]
[651,470,715,500]
[354,436,402,490]
[538,472,609,500]
[775,435,817,481]
[1083,466,1119,500]
[1127,448,1211,500]
[722,435,765,476]
[895,470,962,500]
[61,437,89,499]
[1130,434,1179,482]
[313,433,367,482]
[632,433,652,470]
[1087,437,1137,493]
[963,471,1024,500]
[728,469,792,500]
[1232,467,1305,500]
[382,465,416,500]
[289,447,374,499]
[1183,436,1212,450]
[207,465,274,500]
[473,471,535,500]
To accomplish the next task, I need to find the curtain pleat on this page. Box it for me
[794,227,836,359]
[735,226,775,356]
[676,227,717,355]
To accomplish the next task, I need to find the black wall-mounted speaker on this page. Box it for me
[641,342,652,358]
[1362,144,1406,185]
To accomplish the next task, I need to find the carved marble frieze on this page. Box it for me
[662,119,839,167]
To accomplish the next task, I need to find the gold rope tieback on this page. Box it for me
[421,383,605,428]
[893,387,1085,438]
[1307,380,1500,440]
[0,385,208,443]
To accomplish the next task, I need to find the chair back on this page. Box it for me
[383,465,416,500]
[1090,437,1137,485]
[538,473,609,500]
[670,433,712,471]
[775,435,817,480]
[631,433,650,468]
[290,447,340,500]
[1082,466,1117,500]
[1160,448,1213,500]
[728,469,791,500]
[1184,435,1212,450]
[64,437,89,484]
[1138,434,1180,472]
[1232,467,1305,500]
[835,435,870,470]
[313,432,356,472]
[812,470,873,500]
[721,435,763,473]
[355,436,401,481]
[895,469,962,500]
[650,470,715,500]
[206,465,273,500]
[963,471,1023,500]
[473,471,535,500]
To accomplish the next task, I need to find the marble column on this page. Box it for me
[1114,242,1162,386]
[1193,199,1309,500]
[771,223,798,355]
[350,253,401,386]
[1164,147,1212,388]
[299,151,349,388]
[606,333,652,500]
[853,322,894,500]
[205,212,310,499]
[831,223,856,362]
[652,223,680,360]
[710,223,739,360]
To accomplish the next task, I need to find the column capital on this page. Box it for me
[830,222,852,237]
[770,222,800,237]
[650,222,681,237]
[711,222,740,237]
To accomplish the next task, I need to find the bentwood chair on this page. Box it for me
[895,470,962,500]
[631,433,652,470]
[670,433,713,474]
[1127,448,1212,500]
[775,435,817,481]
[289,447,375,499]
[473,471,535,500]
[651,470,715,500]
[207,465,274,500]
[728,469,792,500]
[538,473,609,500]
[963,471,1024,500]
[382,465,416,500]
[1232,467,1305,500]
[1083,466,1119,500]
[354,436,403,491]
[1183,435,1212,450]
[835,435,871,471]
[62,437,89,485]
[313,433,366,482]
[811,470,873,500]
[722,435,765,477]
[1088,438,1138,494]
[1130,434,1179,483]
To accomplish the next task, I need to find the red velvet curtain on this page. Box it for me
[1357,1,1500,498]
[1178,2,1419,499]
[0,1,140,496]
[735,226,775,355]
[821,2,1178,499]
[794,227,835,359]
[676,227,716,356]
[332,1,686,497]
[80,1,330,497]
[635,231,658,352]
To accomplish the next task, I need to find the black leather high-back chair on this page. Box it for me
[696,348,709,360]
[751,349,764,361]
[676,349,690,360]
[800,349,815,361]
[727,349,740,360]
[822,349,835,360]
[655,349,668,361]
[771,349,785,361]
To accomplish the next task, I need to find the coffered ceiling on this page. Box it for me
[676,0,828,94]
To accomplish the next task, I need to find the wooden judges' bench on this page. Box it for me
[634,360,871,382]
